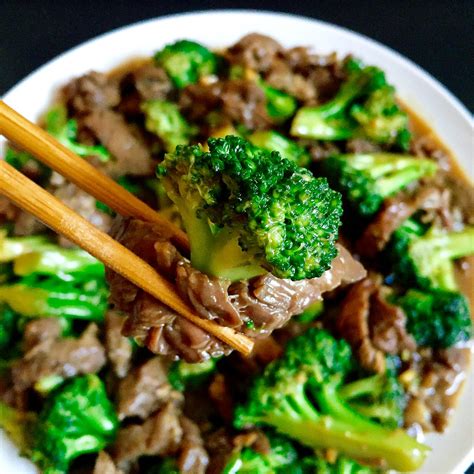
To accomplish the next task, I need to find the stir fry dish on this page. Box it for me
[0,33,473,474]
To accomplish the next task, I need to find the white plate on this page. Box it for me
[0,10,472,474]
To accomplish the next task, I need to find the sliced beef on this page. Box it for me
[403,347,471,433]
[62,71,121,114]
[13,210,47,236]
[336,277,386,373]
[178,416,209,474]
[356,186,445,258]
[112,402,183,468]
[225,34,283,73]
[93,451,123,474]
[208,373,234,422]
[369,288,416,355]
[12,324,106,391]
[336,276,415,373]
[51,180,113,245]
[23,318,62,352]
[116,357,182,420]
[132,64,173,101]
[83,109,154,177]
[180,79,272,130]
[0,196,18,223]
[104,311,132,378]
[107,217,365,361]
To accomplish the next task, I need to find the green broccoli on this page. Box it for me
[148,458,180,474]
[338,357,405,429]
[168,358,217,391]
[0,304,19,352]
[31,374,118,474]
[287,456,377,474]
[294,300,324,323]
[229,65,297,123]
[393,288,472,348]
[249,130,311,167]
[45,105,110,161]
[387,219,474,291]
[0,231,50,262]
[223,432,298,473]
[0,275,108,321]
[291,60,410,149]
[259,80,298,122]
[157,136,342,281]
[235,328,429,472]
[154,39,218,88]
[142,99,197,152]
[319,153,437,217]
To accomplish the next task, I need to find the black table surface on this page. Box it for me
[1,1,473,472]
[1,0,473,111]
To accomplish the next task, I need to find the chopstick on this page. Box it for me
[0,100,189,253]
[0,160,253,356]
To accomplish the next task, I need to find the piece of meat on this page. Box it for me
[178,416,209,474]
[12,324,106,391]
[93,451,123,474]
[51,180,113,246]
[336,277,386,373]
[0,196,18,223]
[357,186,445,258]
[104,311,132,378]
[83,109,154,177]
[132,64,173,101]
[62,71,121,114]
[225,34,283,73]
[116,357,182,420]
[336,277,416,373]
[369,288,416,355]
[23,318,62,352]
[13,210,47,236]
[180,79,272,130]
[403,347,471,433]
[107,217,366,361]
[112,402,183,467]
[208,373,234,422]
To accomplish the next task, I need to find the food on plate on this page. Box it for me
[0,32,472,473]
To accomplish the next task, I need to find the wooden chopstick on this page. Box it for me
[0,160,253,356]
[0,100,189,253]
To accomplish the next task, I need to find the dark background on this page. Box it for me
[0,1,473,473]
[0,0,473,111]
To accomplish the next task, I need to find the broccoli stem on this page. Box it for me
[176,195,266,281]
[0,234,50,262]
[13,248,104,279]
[266,383,427,472]
[0,402,35,450]
[0,284,105,320]
[338,374,384,400]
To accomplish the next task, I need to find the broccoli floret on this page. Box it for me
[157,136,342,281]
[387,219,474,291]
[338,357,405,429]
[294,300,324,323]
[319,153,437,217]
[0,304,19,353]
[154,39,218,88]
[45,105,110,161]
[393,288,472,348]
[287,456,378,474]
[249,130,310,167]
[168,359,217,391]
[0,275,108,321]
[31,374,118,474]
[259,80,298,122]
[291,60,410,149]
[235,328,429,472]
[142,99,197,152]
[223,432,298,474]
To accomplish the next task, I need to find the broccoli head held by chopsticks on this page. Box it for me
[235,328,429,472]
[157,136,342,281]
